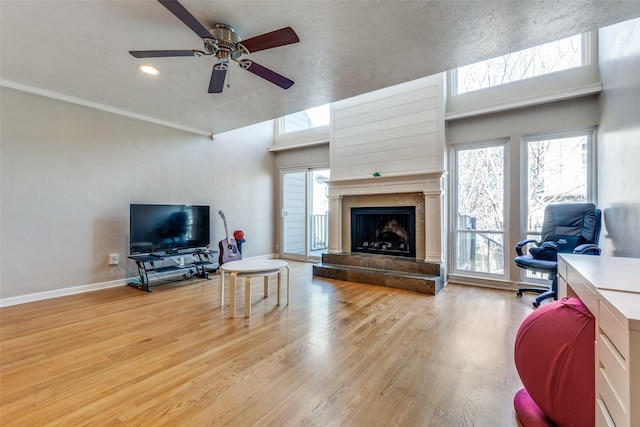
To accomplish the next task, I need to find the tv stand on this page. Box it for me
[128,249,219,292]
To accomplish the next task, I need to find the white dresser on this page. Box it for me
[558,254,640,427]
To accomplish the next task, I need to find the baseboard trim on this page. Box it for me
[0,254,277,308]
[0,278,129,308]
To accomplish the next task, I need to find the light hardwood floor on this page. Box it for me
[1,261,534,426]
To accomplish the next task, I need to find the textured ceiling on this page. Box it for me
[2,1,640,137]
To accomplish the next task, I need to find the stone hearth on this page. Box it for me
[313,252,444,295]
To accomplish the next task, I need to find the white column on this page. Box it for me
[328,195,343,253]
[424,186,444,263]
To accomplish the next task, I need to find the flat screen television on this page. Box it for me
[130,204,210,255]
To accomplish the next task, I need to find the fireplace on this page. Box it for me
[326,173,445,263]
[317,173,446,294]
[351,206,416,258]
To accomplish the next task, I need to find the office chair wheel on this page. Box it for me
[532,301,540,308]
[517,291,523,297]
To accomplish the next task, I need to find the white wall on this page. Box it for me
[597,17,640,258]
[0,87,276,301]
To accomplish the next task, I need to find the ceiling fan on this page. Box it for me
[129,0,300,93]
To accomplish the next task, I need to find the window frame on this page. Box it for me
[450,139,509,280]
[519,128,596,282]
[451,33,590,96]
[273,115,330,149]
[445,32,599,121]
[520,128,597,233]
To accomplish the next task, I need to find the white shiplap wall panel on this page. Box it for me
[334,110,438,140]
[334,133,438,162]
[333,122,437,154]
[334,84,439,119]
[331,74,444,181]
[334,120,438,151]
[332,144,437,168]
[333,156,439,180]
[334,97,438,130]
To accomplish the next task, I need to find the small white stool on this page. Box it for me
[220,259,290,318]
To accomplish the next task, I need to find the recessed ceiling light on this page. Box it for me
[138,65,159,75]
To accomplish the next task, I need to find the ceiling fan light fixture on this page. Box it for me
[138,65,159,75]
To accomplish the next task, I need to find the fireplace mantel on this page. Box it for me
[327,172,446,263]
[327,172,445,197]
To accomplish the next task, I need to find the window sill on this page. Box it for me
[445,82,602,121]
[448,273,513,289]
[268,139,328,152]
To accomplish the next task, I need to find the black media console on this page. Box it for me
[128,249,219,292]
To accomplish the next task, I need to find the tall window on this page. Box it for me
[523,131,593,279]
[454,142,506,276]
[455,34,585,94]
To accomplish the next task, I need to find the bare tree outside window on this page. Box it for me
[526,135,589,233]
[456,144,505,274]
[457,35,583,94]
[523,134,590,280]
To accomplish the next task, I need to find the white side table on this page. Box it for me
[220,259,290,318]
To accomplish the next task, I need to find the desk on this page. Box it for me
[220,259,290,318]
[558,254,640,427]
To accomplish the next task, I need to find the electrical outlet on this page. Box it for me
[109,254,120,265]
[274,244,279,252]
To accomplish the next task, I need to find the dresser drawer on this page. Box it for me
[599,301,629,359]
[598,365,629,427]
[596,398,616,427]
[598,331,629,404]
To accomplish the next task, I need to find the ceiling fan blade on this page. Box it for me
[239,60,294,89]
[239,27,300,53]
[158,0,212,39]
[208,65,227,93]
[129,50,198,58]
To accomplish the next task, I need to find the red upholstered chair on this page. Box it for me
[514,297,595,427]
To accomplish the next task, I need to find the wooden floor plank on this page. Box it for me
[0,261,533,426]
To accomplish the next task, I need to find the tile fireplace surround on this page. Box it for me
[327,173,446,264]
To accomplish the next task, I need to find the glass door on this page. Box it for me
[453,142,507,278]
[282,170,306,258]
[281,168,330,260]
[309,169,330,258]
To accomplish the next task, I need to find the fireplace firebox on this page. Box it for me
[351,206,416,258]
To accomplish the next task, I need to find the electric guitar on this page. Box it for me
[218,210,241,265]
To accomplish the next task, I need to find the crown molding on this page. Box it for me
[0,79,214,139]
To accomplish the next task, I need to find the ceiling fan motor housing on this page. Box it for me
[209,24,244,60]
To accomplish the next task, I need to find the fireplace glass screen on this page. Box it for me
[351,206,416,257]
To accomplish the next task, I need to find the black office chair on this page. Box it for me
[515,203,602,307]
